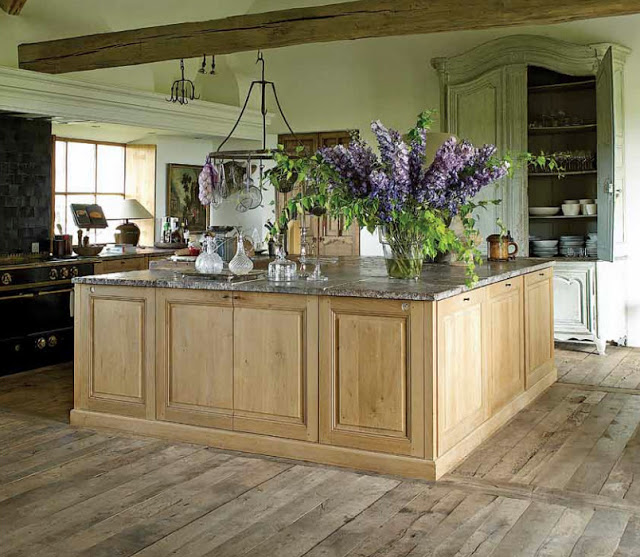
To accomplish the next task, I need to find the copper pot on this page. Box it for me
[486,234,518,261]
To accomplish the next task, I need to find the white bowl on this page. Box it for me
[532,240,559,248]
[563,199,580,205]
[561,204,581,216]
[529,207,560,216]
[579,198,595,205]
[584,203,597,215]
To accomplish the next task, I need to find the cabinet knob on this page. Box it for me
[401,303,410,311]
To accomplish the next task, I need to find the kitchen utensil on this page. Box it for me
[486,234,518,261]
[529,207,560,216]
[561,204,581,216]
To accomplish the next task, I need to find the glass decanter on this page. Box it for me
[195,236,223,274]
[298,226,311,279]
[228,233,254,275]
[268,235,298,281]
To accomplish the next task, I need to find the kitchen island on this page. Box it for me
[72,257,555,480]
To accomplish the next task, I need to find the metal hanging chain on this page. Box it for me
[215,50,300,155]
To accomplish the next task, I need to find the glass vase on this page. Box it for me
[228,234,254,275]
[378,226,425,280]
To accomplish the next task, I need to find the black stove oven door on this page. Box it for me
[0,286,74,376]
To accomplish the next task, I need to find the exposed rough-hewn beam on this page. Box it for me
[0,0,27,15]
[18,0,640,74]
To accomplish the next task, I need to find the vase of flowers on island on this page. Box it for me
[268,110,514,282]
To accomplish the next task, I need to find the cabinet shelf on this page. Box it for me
[529,215,597,220]
[528,124,596,135]
[528,170,597,177]
[528,79,596,93]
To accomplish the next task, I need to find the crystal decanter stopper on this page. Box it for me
[228,234,254,275]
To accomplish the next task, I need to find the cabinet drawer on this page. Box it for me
[488,276,523,299]
[524,267,553,287]
[101,257,146,274]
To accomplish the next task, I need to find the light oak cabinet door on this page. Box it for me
[74,284,155,419]
[487,278,525,414]
[525,268,555,388]
[156,289,233,430]
[436,288,488,456]
[232,293,318,441]
[319,297,425,457]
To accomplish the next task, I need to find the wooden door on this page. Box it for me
[487,278,525,414]
[319,297,425,457]
[596,46,619,262]
[232,292,318,441]
[436,288,488,456]
[277,131,360,256]
[446,65,527,253]
[525,268,555,388]
[74,284,155,419]
[156,289,233,429]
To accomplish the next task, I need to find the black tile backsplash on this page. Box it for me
[0,116,52,254]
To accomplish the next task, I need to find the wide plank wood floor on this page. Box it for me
[2,346,640,556]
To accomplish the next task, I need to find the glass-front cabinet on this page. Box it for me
[433,36,630,353]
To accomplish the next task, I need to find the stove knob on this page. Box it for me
[36,337,47,350]
[47,335,58,348]
[49,268,59,281]
[14,343,21,352]
[1,272,11,286]
[60,267,70,279]
[71,266,79,278]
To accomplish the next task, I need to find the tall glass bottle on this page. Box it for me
[228,233,254,275]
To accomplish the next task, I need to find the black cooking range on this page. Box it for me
[0,256,94,376]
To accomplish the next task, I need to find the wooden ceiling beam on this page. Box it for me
[18,0,640,74]
[0,0,27,15]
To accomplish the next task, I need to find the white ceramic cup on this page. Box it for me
[584,204,597,215]
[561,203,581,216]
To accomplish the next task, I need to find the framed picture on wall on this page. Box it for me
[166,163,208,232]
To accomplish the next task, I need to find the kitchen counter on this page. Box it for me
[74,256,554,301]
[72,256,556,481]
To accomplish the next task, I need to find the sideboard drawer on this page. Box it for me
[100,257,146,274]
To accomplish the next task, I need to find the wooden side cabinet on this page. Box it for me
[232,293,319,441]
[74,284,156,419]
[487,277,525,414]
[436,288,489,456]
[156,289,233,430]
[319,297,425,457]
[524,268,555,388]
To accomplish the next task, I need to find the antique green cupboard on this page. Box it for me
[432,35,630,353]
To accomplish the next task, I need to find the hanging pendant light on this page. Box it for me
[167,59,199,105]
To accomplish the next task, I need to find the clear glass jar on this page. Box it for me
[195,237,223,274]
[228,234,254,275]
[378,226,425,280]
[268,235,298,281]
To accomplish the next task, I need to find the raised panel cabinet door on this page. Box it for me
[319,297,425,457]
[75,284,155,419]
[436,288,488,456]
[525,269,555,388]
[156,289,233,429]
[552,265,595,336]
[232,293,318,441]
[487,278,525,414]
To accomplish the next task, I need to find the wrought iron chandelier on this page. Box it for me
[167,59,199,105]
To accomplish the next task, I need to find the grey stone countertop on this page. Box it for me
[73,256,554,302]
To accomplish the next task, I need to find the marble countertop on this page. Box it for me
[73,256,554,301]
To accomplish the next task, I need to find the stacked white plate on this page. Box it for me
[559,235,585,256]
[586,234,597,257]
[531,239,558,257]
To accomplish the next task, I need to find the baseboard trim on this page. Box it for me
[70,410,436,481]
